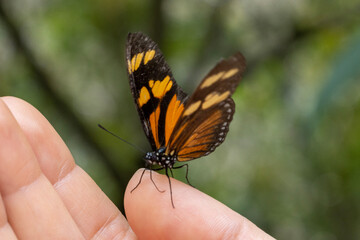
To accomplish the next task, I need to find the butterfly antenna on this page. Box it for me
[98,124,146,154]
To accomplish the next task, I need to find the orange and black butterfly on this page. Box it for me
[126,32,246,207]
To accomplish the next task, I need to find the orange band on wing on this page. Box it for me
[165,94,184,145]
[177,109,223,161]
[149,105,161,148]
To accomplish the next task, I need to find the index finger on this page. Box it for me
[124,169,275,240]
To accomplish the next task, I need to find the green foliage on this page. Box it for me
[1,0,360,239]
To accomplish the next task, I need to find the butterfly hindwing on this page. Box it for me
[126,33,188,150]
[167,53,246,161]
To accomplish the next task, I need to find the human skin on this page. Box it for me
[0,96,275,240]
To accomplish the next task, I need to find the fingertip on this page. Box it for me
[1,97,35,119]
[124,169,232,239]
[124,169,275,240]
[124,169,189,239]
[124,168,176,211]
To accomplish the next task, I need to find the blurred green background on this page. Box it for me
[1,0,360,239]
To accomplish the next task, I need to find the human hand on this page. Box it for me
[0,97,275,239]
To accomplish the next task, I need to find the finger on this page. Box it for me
[2,97,75,184]
[0,194,17,240]
[125,169,275,240]
[0,98,84,239]
[2,97,136,239]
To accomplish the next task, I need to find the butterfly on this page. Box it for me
[126,32,246,207]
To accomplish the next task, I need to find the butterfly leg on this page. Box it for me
[130,168,147,193]
[165,167,175,208]
[149,165,165,193]
[173,164,195,188]
[169,168,174,178]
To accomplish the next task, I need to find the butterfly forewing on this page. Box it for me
[126,33,188,150]
[166,52,246,161]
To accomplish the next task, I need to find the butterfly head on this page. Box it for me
[144,147,177,168]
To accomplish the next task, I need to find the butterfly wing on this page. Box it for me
[166,52,246,161]
[126,33,188,150]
